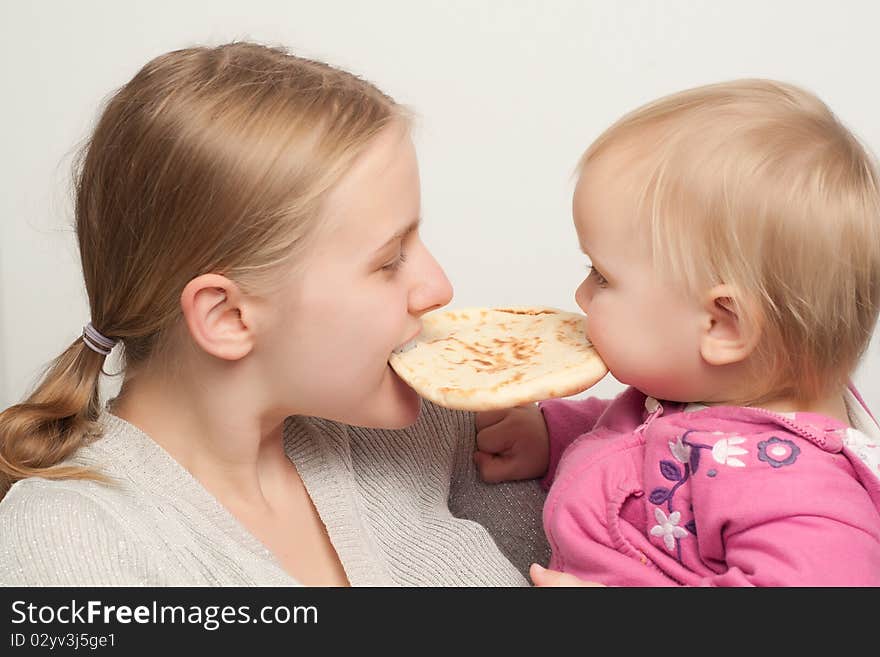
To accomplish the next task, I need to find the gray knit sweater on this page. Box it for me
[0,400,549,586]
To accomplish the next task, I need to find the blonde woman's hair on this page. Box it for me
[0,42,406,497]
[579,79,880,404]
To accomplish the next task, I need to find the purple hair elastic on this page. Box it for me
[82,322,117,356]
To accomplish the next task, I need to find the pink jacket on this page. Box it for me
[539,387,880,586]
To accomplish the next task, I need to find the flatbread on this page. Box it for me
[389,306,607,411]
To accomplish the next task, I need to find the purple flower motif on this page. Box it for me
[757,437,801,468]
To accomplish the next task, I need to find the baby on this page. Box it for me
[475,79,880,586]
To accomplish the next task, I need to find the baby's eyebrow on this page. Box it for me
[581,246,610,274]
[373,218,421,253]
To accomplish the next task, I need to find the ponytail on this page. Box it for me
[0,336,110,499]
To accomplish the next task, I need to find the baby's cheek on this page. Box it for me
[584,302,611,342]
[584,316,614,363]
[584,314,601,346]
[588,319,644,382]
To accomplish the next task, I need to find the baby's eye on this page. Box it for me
[587,265,608,287]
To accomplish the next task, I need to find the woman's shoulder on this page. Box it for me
[0,475,132,528]
[1,474,120,514]
[0,477,151,585]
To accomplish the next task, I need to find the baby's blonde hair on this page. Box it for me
[580,79,880,403]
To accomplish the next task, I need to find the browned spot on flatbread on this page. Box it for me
[429,335,545,374]
[494,308,557,316]
[511,336,540,362]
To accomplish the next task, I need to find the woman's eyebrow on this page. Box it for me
[373,217,421,253]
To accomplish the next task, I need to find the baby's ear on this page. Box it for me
[180,273,255,361]
[699,284,761,366]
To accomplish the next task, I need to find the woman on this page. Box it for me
[0,42,548,586]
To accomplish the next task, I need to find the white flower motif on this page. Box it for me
[711,436,748,467]
[668,435,691,463]
[649,508,689,551]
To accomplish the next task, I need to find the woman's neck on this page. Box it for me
[110,368,292,509]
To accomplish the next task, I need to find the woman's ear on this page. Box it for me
[699,284,762,367]
[180,274,254,361]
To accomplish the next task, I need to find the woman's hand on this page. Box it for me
[529,563,605,587]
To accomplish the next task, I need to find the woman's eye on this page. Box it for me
[381,249,408,273]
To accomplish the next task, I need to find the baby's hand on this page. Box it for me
[529,564,605,587]
[473,403,549,483]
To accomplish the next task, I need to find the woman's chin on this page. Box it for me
[337,365,421,429]
[379,365,422,428]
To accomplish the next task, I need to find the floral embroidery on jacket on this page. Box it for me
[650,508,689,551]
[651,430,754,561]
[711,435,748,467]
[668,435,691,464]
[757,437,800,468]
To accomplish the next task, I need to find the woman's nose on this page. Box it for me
[409,245,453,317]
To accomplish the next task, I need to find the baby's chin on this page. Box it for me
[630,381,696,404]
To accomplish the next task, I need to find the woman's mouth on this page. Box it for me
[392,337,419,355]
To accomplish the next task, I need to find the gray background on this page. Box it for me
[2,0,878,411]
